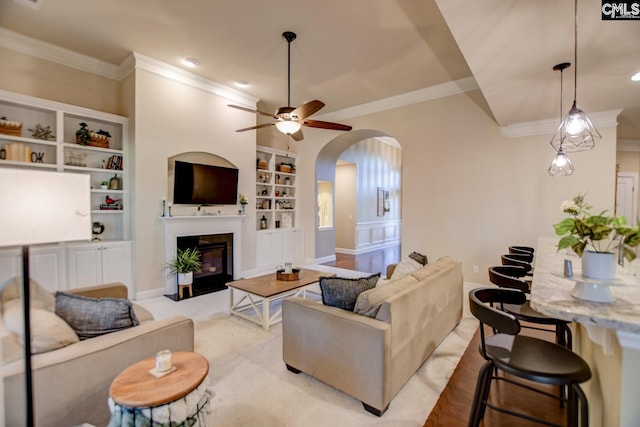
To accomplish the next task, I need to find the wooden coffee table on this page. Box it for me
[228,268,333,331]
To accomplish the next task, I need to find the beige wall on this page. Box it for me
[335,163,356,249]
[298,90,618,283]
[0,45,619,289]
[132,69,257,294]
[0,46,121,115]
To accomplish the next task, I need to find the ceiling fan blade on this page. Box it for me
[228,104,278,119]
[302,119,352,131]
[291,100,325,120]
[235,123,274,132]
[290,129,304,141]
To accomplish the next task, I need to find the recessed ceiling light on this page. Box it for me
[632,71,640,81]
[183,58,199,68]
[235,80,249,88]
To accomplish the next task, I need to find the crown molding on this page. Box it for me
[130,52,258,107]
[0,28,258,106]
[315,76,479,122]
[500,109,623,138]
[0,27,121,80]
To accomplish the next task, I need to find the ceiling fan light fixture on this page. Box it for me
[183,58,199,68]
[631,71,640,82]
[275,120,302,135]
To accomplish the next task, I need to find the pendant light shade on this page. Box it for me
[550,0,600,153]
[548,148,575,176]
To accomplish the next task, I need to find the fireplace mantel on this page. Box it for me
[160,215,244,295]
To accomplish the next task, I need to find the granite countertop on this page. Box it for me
[530,237,640,333]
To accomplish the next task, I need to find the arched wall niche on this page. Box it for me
[167,151,237,203]
[314,129,402,260]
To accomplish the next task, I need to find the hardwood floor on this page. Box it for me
[323,246,566,427]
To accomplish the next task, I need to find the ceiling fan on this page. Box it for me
[228,31,352,141]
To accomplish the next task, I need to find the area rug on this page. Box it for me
[194,279,480,427]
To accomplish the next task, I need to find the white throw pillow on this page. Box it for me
[2,299,79,354]
[390,257,422,281]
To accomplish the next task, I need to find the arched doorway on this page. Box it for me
[315,129,402,262]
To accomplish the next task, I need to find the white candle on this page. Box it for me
[155,349,172,372]
[162,196,166,201]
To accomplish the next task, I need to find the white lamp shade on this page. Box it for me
[0,169,92,247]
[275,120,302,135]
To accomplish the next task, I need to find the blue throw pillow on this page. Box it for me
[54,292,139,340]
[319,273,381,311]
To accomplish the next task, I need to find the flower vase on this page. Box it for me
[581,251,616,280]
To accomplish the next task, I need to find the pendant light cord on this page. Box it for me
[573,0,578,103]
[287,38,291,108]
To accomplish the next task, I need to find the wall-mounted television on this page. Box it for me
[173,160,239,205]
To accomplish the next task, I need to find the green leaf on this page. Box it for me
[553,218,575,236]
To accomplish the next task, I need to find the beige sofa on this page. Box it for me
[282,256,463,416]
[2,281,194,427]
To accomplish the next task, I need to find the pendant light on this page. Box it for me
[550,0,601,153]
[549,63,575,176]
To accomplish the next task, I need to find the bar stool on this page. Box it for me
[501,253,534,274]
[509,245,534,255]
[468,288,590,427]
[488,265,572,349]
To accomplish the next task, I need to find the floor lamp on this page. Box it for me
[0,168,91,426]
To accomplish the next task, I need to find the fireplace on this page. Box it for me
[160,215,243,298]
[177,233,233,297]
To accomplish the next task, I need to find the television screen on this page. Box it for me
[173,161,239,205]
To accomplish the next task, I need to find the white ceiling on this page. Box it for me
[1,0,639,140]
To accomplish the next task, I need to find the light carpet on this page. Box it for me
[139,266,480,426]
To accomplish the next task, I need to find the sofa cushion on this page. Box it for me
[2,298,79,354]
[408,251,428,266]
[54,292,140,340]
[1,277,55,312]
[354,274,419,320]
[390,257,422,280]
[319,273,380,311]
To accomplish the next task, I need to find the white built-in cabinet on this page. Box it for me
[256,229,304,271]
[255,146,304,272]
[0,89,133,294]
[67,242,132,289]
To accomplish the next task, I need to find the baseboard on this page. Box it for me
[135,288,165,301]
[314,254,337,264]
[336,241,400,256]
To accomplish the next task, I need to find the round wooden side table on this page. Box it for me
[109,351,210,425]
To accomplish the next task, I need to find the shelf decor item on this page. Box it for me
[28,123,55,140]
[0,116,22,136]
[88,129,111,148]
[75,122,91,145]
[238,193,248,214]
[554,193,640,279]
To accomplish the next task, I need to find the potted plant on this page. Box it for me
[166,247,202,289]
[75,122,91,145]
[100,181,109,189]
[554,193,640,279]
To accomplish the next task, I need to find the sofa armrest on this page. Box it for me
[3,315,194,427]
[66,282,128,299]
[282,297,391,412]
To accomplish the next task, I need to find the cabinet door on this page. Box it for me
[67,245,101,289]
[256,232,272,269]
[0,248,21,284]
[30,246,66,292]
[293,229,305,263]
[101,242,132,286]
[281,230,295,263]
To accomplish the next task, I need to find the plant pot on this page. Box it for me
[581,251,616,280]
[177,271,193,285]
